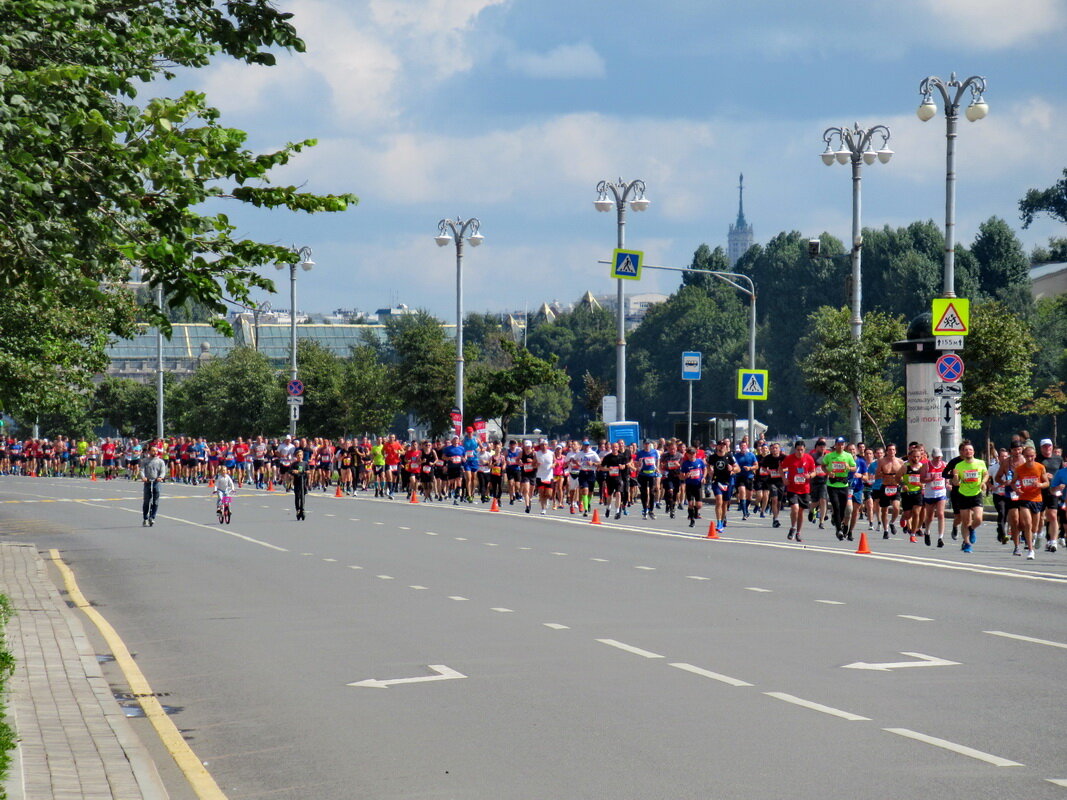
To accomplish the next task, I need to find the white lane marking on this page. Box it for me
[1046,779,1067,787]
[322,558,337,563]
[377,575,394,580]
[349,518,360,521]
[687,576,710,581]
[398,526,410,530]
[373,522,385,526]
[484,542,498,547]
[348,664,467,689]
[448,596,468,602]
[455,537,468,541]
[301,553,314,556]
[147,511,289,552]
[669,662,753,687]
[261,505,270,508]
[425,531,438,536]
[491,608,514,613]
[325,514,336,518]
[544,623,570,630]
[842,652,960,671]
[596,639,665,659]
[348,565,363,570]
[551,552,568,556]
[984,630,1067,650]
[409,585,428,590]
[591,558,609,562]
[764,692,870,721]
[635,566,656,570]
[746,587,772,593]
[815,600,845,605]
[899,614,934,622]
[884,728,1022,767]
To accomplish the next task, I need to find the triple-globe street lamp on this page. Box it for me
[435,217,484,432]
[820,123,893,445]
[917,73,988,459]
[594,178,650,423]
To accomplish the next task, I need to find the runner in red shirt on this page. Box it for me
[383,435,403,498]
[782,441,816,543]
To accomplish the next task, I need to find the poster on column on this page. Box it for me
[451,408,462,438]
[905,361,959,448]
[474,417,487,443]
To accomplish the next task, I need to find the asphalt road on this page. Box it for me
[2,475,1066,799]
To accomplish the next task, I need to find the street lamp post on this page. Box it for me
[276,245,314,437]
[595,178,649,423]
[820,122,893,445]
[917,72,988,459]
[435,217,483,431]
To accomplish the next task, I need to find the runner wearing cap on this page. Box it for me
[577,440,601,517]
[680,447,707,528]
[534,441,555,515]
[921,447,948,546]
[1039,439,1062,550]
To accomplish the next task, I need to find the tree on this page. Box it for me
[0,0,356,412]
[340,346,399,437]
[466,340,569,436]
[92,376,159,439]
[1024,382,1067,445]
[796,306,906,445]
[970,217,1031,305]
[172,347,284,439]
[1030,238,1067,265]
[960,301,1037,452]
[385,311,455,436]
[1020,168,1067,228]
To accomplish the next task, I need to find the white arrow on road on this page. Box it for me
[842,652,960,671]
[347,664,467,689]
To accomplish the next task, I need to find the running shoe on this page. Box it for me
[795,532,803,543]
[961,543,972,553]
[924,532,931,546]
[937,539,944,548]
[772,519,781,528]
[1013,546,1021,556]
[968,529,976,544]
[1026,549,1036,560]
[787,528,794,540]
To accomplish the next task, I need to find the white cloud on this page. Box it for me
[507,42,606,79]
[916,0,1066,48]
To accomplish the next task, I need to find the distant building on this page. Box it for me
[727,173,754,267]
[1031,261,1067,299]
[595,291,669,330]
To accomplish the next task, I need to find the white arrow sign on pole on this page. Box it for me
[348,664,467,689]
[842,652,960,672]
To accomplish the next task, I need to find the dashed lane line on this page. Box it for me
[745,587,772,593]
[669,662,753,687]
[491,608,514,613]
[884,728,1023,768]
[815,600,846,605]
[596,639,665,659]
[984,630,1067,650]
[764,692,870,722]
[543,623,570,630]
[899,615,934,622]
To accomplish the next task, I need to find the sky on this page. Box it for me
[188,0,1067,319]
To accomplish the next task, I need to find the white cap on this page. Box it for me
[524,440,532,447]
[1040,438,1053,447]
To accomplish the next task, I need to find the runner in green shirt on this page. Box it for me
[950,440,988,553]
[823,437,857,539]
[371,440,386,497]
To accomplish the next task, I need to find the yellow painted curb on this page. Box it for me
[49,549,229,800]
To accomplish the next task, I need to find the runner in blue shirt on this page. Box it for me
[734,442,758,519]
[847,447,867,540]
[680,448,707,528]
[635,440,660,520]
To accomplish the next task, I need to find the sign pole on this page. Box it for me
[687,381,693,446]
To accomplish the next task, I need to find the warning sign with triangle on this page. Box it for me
[611,248,643,280]
[736,369,769,400]
[932,298,970,336]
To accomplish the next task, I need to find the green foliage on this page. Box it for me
[171,346,284,438]
[961,300,1037,447]
[0,0,356,415]
[796,306,906,444]
[91,376,160,438]
[290,339,346,437]
[1020,168,1067,228]
[1024,382,1067,444]
[385,311,456,436]
[467,339,569,435]
[971,217,1031,307]
[0,593,14,790]
[341,345,400,436]
[1030,238,1067,265]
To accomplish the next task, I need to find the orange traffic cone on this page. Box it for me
[706,521,720,539]
[409,490,419,504]
[208,478,215,488]
[590,508,602,524]
[266,480,274,492]
[490,497,500,512]
[856,532,872,554]
[335,484,343,498]
[90,471,97,482]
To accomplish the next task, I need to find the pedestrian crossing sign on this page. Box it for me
[611,249,643,280]
[736,369,769,400]
[932,298,970,335]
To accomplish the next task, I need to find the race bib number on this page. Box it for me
[1022,476,1036,487]
[928,478,945,491]
[884,485,898,496]
[831,461,847,474]
[792,473,806,484]
[963,470,979,483]
[906,474,921,486]
[769,469,782,479]
[608,467,620,476]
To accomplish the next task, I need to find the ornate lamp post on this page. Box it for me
[435,217,484,429]
[594,178,649,423]
[820,123,893,444]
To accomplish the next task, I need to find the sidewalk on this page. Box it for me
[0,542,167,800]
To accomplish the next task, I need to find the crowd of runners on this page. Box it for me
[1,431,1065,557]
